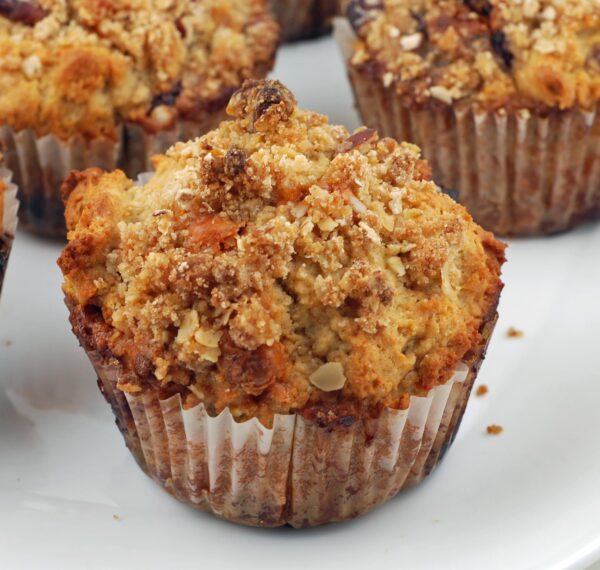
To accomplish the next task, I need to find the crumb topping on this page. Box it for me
[60,79,505,426]
[0,0,278,140]
[347,0,600,111]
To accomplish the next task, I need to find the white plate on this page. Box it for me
[1,37,600,570]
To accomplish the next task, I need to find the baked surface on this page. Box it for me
[59,80,505,426]
[0,0,278,141]
[346,0,600,111]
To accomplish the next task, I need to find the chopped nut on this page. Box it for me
[399,33,423,51]
[194,328,222,348]
[309,362,347,392]
[386,256,406,278]
[429,85,454,105]
[176,309,199,343]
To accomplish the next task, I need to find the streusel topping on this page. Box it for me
[0,0,278,140]
[347,0,600,111]
[59,80,504,426]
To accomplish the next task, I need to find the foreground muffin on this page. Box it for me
[0,161,18,298]
[338,0,600,235]
[59,79,505,527]
[0,0,278,237]
[271,0,339,41]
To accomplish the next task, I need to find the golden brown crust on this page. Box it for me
[59,79,505,426]
[0,0,279,141]
[346,0,600,112]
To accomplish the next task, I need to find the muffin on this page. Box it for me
[0,162,18,298]
[271,0,339,41]
[337,0,600,235]
[0,0,279,237]
[59,79,505,527]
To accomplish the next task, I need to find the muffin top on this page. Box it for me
[346,0,600,112]
[59,80,505,427]
[0,0,278,141]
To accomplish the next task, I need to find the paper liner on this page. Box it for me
[271,0,339,42]
[0,113,226,239]
[79,312,497,528]
[335,19,600,236]
[0,167,19,298]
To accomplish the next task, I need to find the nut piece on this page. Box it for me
[309,362,347,392]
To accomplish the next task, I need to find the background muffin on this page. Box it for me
[0,0,278,237]
[0,161,18,298]
[338,0,600,235]
[59,79,505,527]
[271,0,339,41]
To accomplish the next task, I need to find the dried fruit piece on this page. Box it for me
[463,0,492,16]
[347,0,384,33]
[0,0,48,25]
[339,128,377,153]
[224,148,247,178]
[219,334,286,397]
[309,362,347,392]
[491,30,514,69]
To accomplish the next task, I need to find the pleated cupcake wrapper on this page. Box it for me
[335,19,600,236]
[0,114,224,238]
[84,314,496,528]
[272,0,339,42]
[0,167,18,297]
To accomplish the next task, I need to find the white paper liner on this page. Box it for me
[85,316,496,528]
[0,113,226,238]
[271,0,339,41]
[335,19,600,236]
[0,167,19,297]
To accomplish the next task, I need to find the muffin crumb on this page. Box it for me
[476,384,489,397]
[487,424,504,435]
[507,327,524,338]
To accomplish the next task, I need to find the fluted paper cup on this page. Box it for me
[271,0,339,42]
[72,301,497,528]
[0,167,18,298]
[335,18,600,236]
[0,114,226,238]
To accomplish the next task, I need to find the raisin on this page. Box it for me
[491,30,514,69]
[149,82,182,112]
[223,148,247,178]
[346,0,384,33]
[463,0,492,16]
[0,0,48,25]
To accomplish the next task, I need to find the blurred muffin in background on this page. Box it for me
[0,0,278,237]
[271,0,339,41]
[59,79,505,527]
[337,0,600,235]
[0,158,18,298]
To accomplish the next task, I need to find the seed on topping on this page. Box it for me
[309,362,347,392]
[386,256,406,278]
[0,0,48,25]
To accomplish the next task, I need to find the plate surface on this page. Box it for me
[1,37,600,570]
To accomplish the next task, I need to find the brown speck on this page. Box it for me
[507,327,523,338]
[3,339,12,347]
[487,424,503,435]
[476,384,488,397]
[113,514,121,521]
